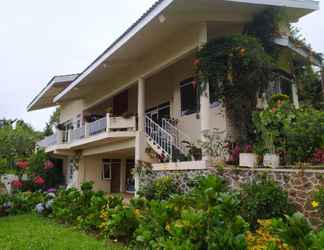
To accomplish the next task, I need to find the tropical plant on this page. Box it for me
[240,177,295,229]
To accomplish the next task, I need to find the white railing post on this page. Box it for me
[106,113,111,132]
[67,129,72,143]
[85,122,90,137]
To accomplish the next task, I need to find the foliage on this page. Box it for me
[137,176,178,201]
[0,119,41,167]
[245,220,290,250]
[240,177,295,229]
[253,97,324,164]
[199,129,227,161]
[43,107,61,136]
[313,188,324,222]
[134,175,248,249]
[196,35,273,142]
[271,213,314,250]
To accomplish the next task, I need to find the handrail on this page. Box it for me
[144,115,173,160]
[162,118,192,156]
[37,134,57,148]
[89,117,107,136]
[70,126,85,142]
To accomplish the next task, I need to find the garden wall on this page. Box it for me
[139,166,324,225]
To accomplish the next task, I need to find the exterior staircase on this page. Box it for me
[144,115,193,162]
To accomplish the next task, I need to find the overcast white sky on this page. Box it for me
[0,1,323,131]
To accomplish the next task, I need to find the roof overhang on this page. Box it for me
[274,36,322,67]
[27,74,79,111]
[53,0,319,103]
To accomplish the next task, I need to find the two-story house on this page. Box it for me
[28,0,319,194]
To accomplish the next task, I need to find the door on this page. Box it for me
[113,90,128,116]
[126,160,135,193]
[110,160,121,193]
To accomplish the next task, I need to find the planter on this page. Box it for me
[239,153,257,168]
[263,153,280,168]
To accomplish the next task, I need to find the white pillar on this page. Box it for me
[200,84,211,139]
[292,83,299,109]
[138,78,145,132]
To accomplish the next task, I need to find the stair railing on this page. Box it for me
[144,115,173,161]
[161,118,192,156]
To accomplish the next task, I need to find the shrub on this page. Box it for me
[240,177,295,229]
[313,188,324,222]
[271,212,314,250]
[138,176,178,200]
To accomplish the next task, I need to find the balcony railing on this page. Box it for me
[89,117,107,136]
[38,114,136,149]
[37,134,58,148]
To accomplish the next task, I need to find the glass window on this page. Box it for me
[266,73,293,102]
[180,78,198,116]
[102,160,112,180]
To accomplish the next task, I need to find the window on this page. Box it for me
[266,73,293,102]
[180,78,198,116]
[102,160,112,180]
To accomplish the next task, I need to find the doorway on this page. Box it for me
[110,160,121,193]
[113,90,128,116]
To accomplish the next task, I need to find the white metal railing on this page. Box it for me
[37,133,58,148]
[162,118,192,156]
[89,117,107,136]
[145,115,173,160]
[70,126,85,142]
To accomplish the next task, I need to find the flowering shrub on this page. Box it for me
[245,220,290,250]
[11,180,23,190]
[311,149,324,164]
[43,160,55,170]
[33,176,45,186]
[313,188,324,222]
[16,160,29,170]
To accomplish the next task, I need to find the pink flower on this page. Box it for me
[44,160,55,170]
[34,176,45,186]
[11,180,23,189]
[193,59,200,65]
[244,144,253,153]
[312,149,324,164]
[16,160,29,170]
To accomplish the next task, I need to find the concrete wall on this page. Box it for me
[60,100,85,124]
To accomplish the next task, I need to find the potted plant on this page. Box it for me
[239,144,257,168]
[263,132,280,168]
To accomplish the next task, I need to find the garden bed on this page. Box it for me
[0,214,127,250]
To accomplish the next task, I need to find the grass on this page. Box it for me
[0,214,128,250]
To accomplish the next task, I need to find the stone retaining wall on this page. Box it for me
[139,166,324,225]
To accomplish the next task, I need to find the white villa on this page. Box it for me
[28,0,319,194]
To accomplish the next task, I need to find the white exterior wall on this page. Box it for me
[59,99,85,124]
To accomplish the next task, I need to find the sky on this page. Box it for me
[0,0,323,131]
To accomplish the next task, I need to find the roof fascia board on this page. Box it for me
[226,0,319,10]
[27,74,79,111]
[54,0,175,103]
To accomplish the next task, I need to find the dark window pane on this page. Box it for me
[180,78,197,116]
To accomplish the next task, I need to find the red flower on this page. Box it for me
[312,149,324,164]
[44,160,55,170]
[16,160,29,170]
[193,59,200,66]
[34,176,45,186]
[11,180,23,189]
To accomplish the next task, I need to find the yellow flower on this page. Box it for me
[311,200,319,208]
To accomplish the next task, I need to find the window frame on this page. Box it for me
[180,77,199,116]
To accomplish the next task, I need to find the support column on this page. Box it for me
[138,78,145,132]
[135,78,146,196]
[292,83,300,109]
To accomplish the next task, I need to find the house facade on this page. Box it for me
[28,0,319,194]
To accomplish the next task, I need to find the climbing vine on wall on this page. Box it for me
[196,35,273,142]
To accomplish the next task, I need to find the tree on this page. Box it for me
[43,107,61,136]
[0,119,41,167]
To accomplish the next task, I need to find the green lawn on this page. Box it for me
[0,215,128,250]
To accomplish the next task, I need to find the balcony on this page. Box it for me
[38,114,137,151]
